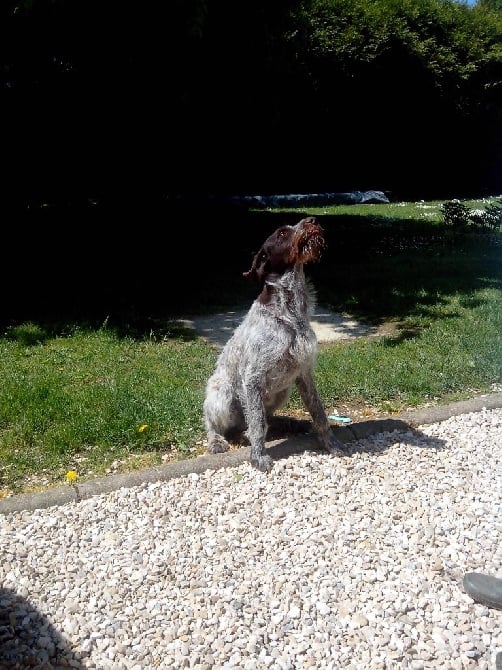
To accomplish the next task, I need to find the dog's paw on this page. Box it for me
[250,453,274,473]
[320,432,347,457]
[207,436,230,454]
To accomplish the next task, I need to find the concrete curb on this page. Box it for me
[1,391,501,515]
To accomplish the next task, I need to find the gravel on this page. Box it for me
[1,408,501,670]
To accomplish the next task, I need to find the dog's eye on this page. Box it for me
[277,229,288,239]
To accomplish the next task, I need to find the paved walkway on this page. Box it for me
[178,307,390,348]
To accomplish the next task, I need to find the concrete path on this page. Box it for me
[179,307,389,348]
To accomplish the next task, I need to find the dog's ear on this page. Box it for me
[243,248,268,283]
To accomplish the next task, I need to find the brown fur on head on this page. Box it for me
[242,217,326,285]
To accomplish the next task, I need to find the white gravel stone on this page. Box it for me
[0,408,501,669]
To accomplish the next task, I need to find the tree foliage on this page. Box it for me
[0,0,501,203]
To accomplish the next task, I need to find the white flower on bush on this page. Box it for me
[469,203,502,230]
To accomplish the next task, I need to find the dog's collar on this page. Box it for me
[264,273,281,287]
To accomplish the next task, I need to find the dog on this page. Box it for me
[203,216,346,472]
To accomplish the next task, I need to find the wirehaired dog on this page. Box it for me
[203,216,346,472]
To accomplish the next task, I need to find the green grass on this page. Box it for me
[314,287,501,407]
[0,327,216,494]
[1,196,501,495]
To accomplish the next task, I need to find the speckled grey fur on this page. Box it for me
[203,218,346,472]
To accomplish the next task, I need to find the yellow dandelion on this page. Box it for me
[138,424,149,433]
[66,470,78,483]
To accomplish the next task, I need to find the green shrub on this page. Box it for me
[440,200,471,228]
[441,198,502,232]
[476,201,502,232]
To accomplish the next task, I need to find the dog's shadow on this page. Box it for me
[264,416,446,461]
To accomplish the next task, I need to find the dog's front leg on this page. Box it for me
[243,384,274,473]
[295,373,346,456]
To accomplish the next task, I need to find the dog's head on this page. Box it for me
[243,217,326,284]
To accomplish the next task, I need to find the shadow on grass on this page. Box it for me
[313,214,501,326]
[2,200,501,340]
[2,314,201,345]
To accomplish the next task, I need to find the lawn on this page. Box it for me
[1,196,501,495]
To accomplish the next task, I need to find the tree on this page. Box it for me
[0,0,500,204]
[284,0,502,196]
